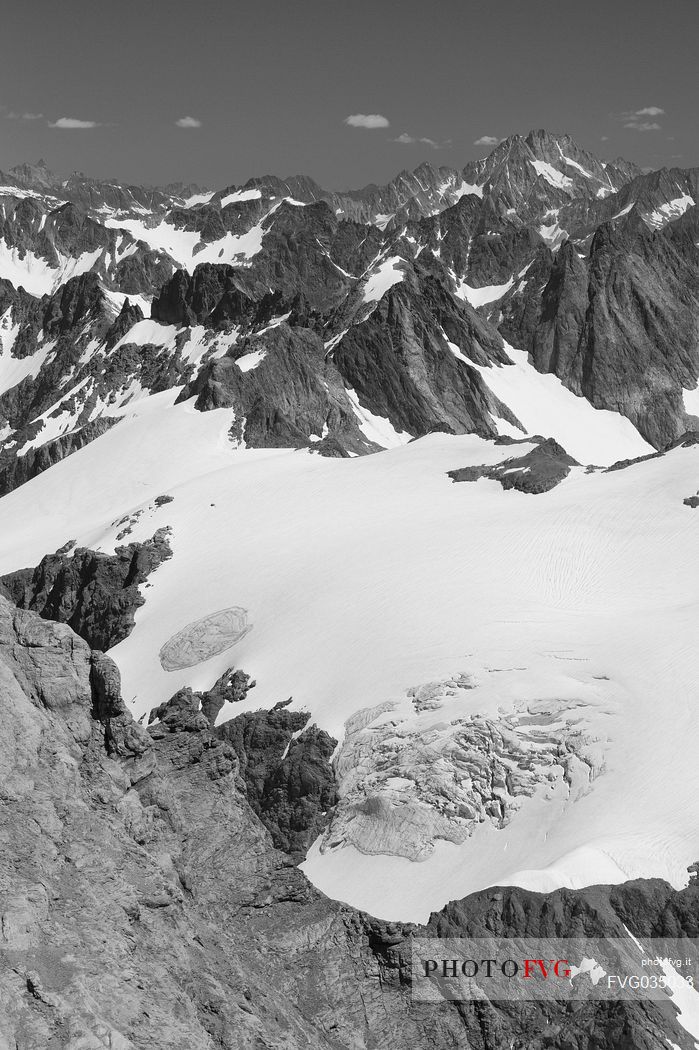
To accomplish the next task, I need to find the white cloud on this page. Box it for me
[176,116,202,128]
[616,106,665,132]
[49,117,101,129]
[344,113,389,129]
[7,111,43,121]
[624,120,662,132]
[394,132,440,148]
[473,135,501,146]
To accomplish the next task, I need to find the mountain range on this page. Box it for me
[1,130,699,1049]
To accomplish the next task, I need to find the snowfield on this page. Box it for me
[0,388,697,923]
[0,241,103,297]
[454,340,653,464]
[361,256,406,302]
[101,215,268,270]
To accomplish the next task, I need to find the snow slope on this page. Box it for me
[0,242,103,296]
[101,215,267,270]
[448,339,653,464]
[0,390,697,923]
[361,256,406,302]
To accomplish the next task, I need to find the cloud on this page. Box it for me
[616,106,665,132]
[49,117,101,129]
[473,135,501,146]
[344,113,389,129]
[624,120,662,132]
[7,111,43,121]
[393,131,441,148]
[175,116,202,128]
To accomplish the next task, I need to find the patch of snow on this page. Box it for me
[102,215,267,271]
[18,378,92,455]
[0,241,102,297]
[220,188,263,207]
[185,326,240,367]
[682,384,699,418]
[113,235,139,265]
[345,387,412,448]
[452,179,483,200]
[457,339,653,465]
[0,184,47,201]
[611,201,636,221]
[324,330,348,353]
[646,194,695,230]
[361,256,406,303]
[0,337,57,397]
[110,319,178,354]
[539,221,569,249]
[562,155,593,179]
[373,213,394,231]
[236,348,267,372]
[101,289,152,319]
[454,276,514,308]
[657,960,699,1047]
[183,190,215,208]
[253,312,292,337]
[78,336,103,366]
[530,160,574,191]
[0,307,19,357]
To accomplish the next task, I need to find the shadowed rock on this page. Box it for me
[448,436,579,493]
[1,528,172,650]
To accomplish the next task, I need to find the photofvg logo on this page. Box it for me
[411,938,699,1003]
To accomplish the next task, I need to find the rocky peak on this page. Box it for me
[463,130,637,219]
[2,158,56,191]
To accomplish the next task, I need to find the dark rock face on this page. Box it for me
[152,264,258,326]
[449,437,579,493]
[148,686,212,734]
[218,699,339,859]
[91,650,156,782]
[180,321,381,455]
[104,297,145,348]
[1,527,172,650]
[500,213,699,449]
[419,879,699,1049]
[331,265,521,440]
[149,667,256,731]
[149,685,338,858]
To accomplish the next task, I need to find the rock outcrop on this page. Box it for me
[448,436,580,493]
[1,528,172,650]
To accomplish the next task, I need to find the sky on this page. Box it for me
[1,0,696,191]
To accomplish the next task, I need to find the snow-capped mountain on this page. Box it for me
[0,129,697,500]
[1,130,699,1047]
